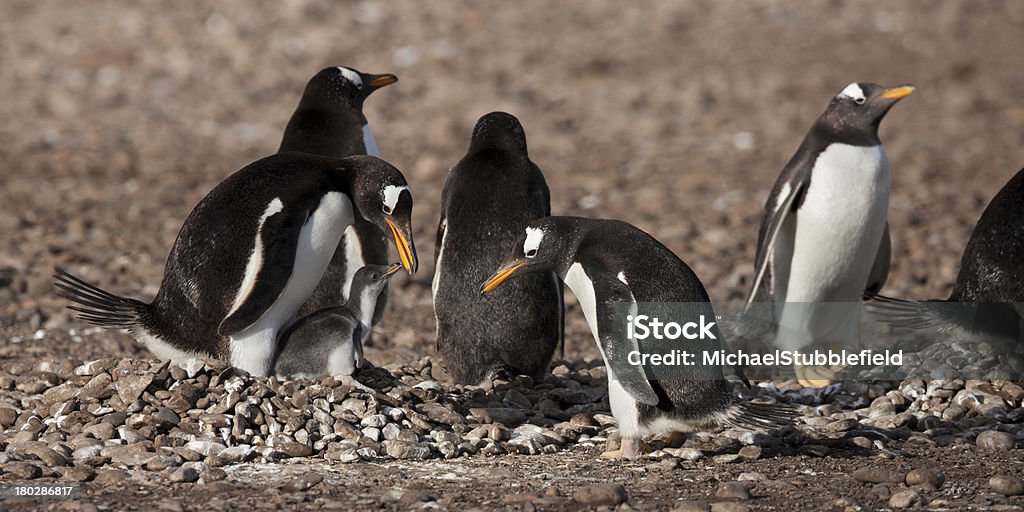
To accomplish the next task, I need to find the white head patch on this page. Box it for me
[382,185,408,211]
[523,227,544,256]
[838,82,865,102]
[337,67,363,88]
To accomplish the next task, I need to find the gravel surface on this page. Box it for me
[3,0,1024,510]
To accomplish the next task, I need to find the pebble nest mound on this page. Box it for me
[2,353,1022,489]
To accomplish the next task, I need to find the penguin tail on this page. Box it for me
[53,267,149,330]
[865,294,969,333]
[723,401,800,431]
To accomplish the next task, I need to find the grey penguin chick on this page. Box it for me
[746,82,914,387]
[433,112,562,384]
[272,263,401,385]
[482,217,795,459]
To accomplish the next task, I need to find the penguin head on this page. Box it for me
[468,112,529,154]
[480,218,575,294]
[300,66,398,113]
[350,262,402,297]
[816,82,914,141]
[345,156,419,274]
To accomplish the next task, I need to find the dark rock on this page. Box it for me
[852,467,905,484]
[906,468,944,490]
[573,483,628,506]
[714,482,752,500]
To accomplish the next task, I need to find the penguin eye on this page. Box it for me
[853,97,866,105]
[525,249,538,258]
[371,273,381,280]
[382,204,393,215]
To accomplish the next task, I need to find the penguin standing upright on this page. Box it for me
[746,82,914,386]
[279,66,398,332]
[272,262,402,383]
[56,153,418,376]
[482,217,793,458]
[433,112,562,384]
[869,166,1024,346]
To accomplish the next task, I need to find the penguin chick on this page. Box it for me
[433,112,562,384]
[272,263,401,387]
[482,217,795,459]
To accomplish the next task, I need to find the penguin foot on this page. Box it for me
[600,438,647,460]
[794,364,844,387]
[337,374,375,393]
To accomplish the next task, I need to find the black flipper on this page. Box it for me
[589,262,659,406]
[746,147,815,311]
[218,203,312,336]
[864,222,891,298]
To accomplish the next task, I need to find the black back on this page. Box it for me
[434,112,561,384]
[561,218,735,421]
[952,168,1024,302]
[149,153,362,357]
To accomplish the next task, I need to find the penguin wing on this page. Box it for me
[594,274,659,406]
[864,222,891,298]
[218,204,313,336]
[747,154,814,306]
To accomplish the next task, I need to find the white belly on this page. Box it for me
[564,262,641,438]
[774,143,889,350]
[230,192,353,376]
[137,331,201,361]
[362,123,379,157]
[784,143,890,302]
[341,225,364,302]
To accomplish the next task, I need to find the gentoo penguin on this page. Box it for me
[55,153,417,376]
[481,217,794,458]
[272,263,401,385]
[869,167,1024,347]
[279,66,398,339]
[745,82,914,386]
[433,112,563,384]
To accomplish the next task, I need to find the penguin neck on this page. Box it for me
[467,135,528,159]
[279,107,368,157]
[345,284,380,329]
[810,118,881,148]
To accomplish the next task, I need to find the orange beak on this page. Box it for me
[480,260,527,294]
[880,85,915,100]
[384,218,417,274]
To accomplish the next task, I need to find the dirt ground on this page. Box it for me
[3,0,1024,510]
